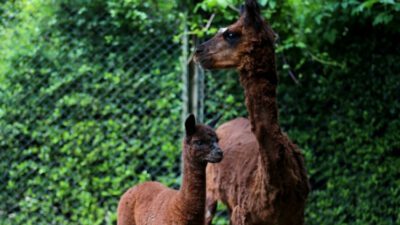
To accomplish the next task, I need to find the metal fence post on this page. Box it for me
[181,15,190,126]
[181,17,205,124]
[191,50,205,123]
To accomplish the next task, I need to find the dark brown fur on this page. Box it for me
[195,1,310,224]
[117,115,223,225]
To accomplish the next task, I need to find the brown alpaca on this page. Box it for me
[117,114,223,225]
[195,1,310,225]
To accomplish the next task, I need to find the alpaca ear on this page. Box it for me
[244,0,263,31]
[207,114,222,129]
[185,114,196,136]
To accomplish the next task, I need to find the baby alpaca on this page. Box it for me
[117,114,223,225]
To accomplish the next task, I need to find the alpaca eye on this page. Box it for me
[194,140,205,146]
[223,31,240,44]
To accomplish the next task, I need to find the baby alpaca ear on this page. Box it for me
[185,114,196,136]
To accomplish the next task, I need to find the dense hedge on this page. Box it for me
[0,1,182,224]
[0,0,399,225]
[276,2,400,224]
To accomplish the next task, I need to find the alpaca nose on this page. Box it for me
[196,44,205,54]
[195,48,202,54]
[214,146,223,157]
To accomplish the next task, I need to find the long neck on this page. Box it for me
[175,147,206,224]
[239,50,283,178]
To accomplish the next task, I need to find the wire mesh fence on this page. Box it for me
[0,2,190,224]
[204,70,247,123]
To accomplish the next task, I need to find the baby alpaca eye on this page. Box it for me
[194,140,205,146]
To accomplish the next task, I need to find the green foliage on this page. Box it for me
[0,0,182,224]
[0,0,399,224]
[283,2,400,223]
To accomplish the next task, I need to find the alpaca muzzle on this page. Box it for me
[194,41,216,69]
[206,146,223,163]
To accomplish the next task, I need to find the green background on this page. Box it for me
[0,0,399,224]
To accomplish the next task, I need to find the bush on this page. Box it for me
[1,0,399,224]
[0,1,182,224]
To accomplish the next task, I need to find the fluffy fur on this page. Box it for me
[117,115,223,225]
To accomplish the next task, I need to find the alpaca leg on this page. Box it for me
[230,205,246,225]
[204,197,217,225]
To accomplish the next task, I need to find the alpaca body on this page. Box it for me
[117,115,223,225]
[118,182,174,225]
[206,118,308,225]
[118,181,204,225]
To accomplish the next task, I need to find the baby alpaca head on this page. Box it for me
[184,114,223,164]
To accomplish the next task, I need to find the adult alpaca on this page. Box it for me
[117,114,223,225]
[195,1,310,225]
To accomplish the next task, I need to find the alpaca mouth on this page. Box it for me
[198,58,214,69]
[206,150,223,163]
[194,54,215,69]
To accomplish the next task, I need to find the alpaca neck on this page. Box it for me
[176,148,206,224]
[239,56,283,180]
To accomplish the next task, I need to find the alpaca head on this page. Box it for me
[184,114,223,164]
[195,0,276,71]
